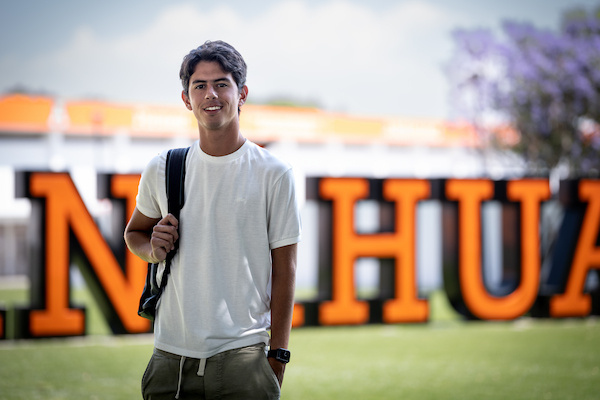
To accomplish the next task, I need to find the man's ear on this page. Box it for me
[182,91,192,110]
[238,86,249,107]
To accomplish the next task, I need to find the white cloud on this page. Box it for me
[238,0,459,116]
[0,0,462,117]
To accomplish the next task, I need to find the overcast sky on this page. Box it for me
[1,0,598,119]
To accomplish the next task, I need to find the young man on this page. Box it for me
[124,40,301,400]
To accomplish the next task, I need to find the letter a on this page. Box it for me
[551,180,600,317]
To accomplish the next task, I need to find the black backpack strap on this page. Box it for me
[166,147,190,221]
[161,146,190,286]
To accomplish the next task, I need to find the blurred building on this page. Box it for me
[0,94,496,294]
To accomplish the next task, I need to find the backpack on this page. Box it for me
[138,147,190,321]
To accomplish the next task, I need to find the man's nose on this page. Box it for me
[205,85,218,99]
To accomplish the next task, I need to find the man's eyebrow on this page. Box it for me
[191,77,232,84]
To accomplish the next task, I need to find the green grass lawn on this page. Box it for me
[286,320,600,400]
[1,286,599,399]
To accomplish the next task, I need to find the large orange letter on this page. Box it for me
[446,179,550,320]
[19,172,149,338]
[319,178,429,325]
[551,180,600,317]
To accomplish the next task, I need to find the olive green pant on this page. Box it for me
[142,343,280,400]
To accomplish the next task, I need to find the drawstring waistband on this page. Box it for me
[155,344,266,398]
[197,358,207,377]
[174,355,207,399]
[175,356,186,400]
[155,349,206,400]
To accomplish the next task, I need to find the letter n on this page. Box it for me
[15,172,150,338]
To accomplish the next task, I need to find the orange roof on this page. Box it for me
[0,94,479,147]
[0,94,53,133]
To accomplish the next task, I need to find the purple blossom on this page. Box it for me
[447,7,600,177]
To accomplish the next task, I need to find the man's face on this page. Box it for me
[182,61,247,132]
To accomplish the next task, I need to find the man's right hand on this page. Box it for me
[124,208,179,264]
[150,213,179,262]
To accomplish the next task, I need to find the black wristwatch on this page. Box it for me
[268,348,291,364]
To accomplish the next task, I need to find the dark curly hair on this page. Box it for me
[179,40,247,97]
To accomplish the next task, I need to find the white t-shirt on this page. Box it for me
[135,140,302,359]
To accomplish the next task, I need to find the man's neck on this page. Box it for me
[198,128,246,157]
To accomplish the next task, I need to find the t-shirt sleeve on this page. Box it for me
[268,168,302,250]
[135,152,167,219]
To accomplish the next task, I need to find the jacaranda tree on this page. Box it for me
[447,7,600,177]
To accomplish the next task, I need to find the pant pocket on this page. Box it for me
[220,345,280,399]
[141,351,180,400]
[141,353,156,396]
[259,353,281,391]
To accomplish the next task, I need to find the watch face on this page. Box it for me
[270,348,290,363]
